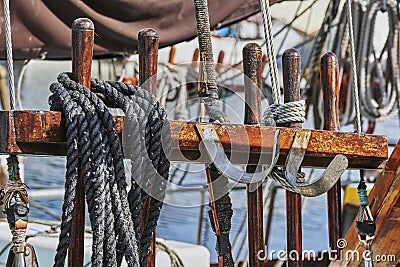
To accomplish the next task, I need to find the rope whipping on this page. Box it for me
[48,72,171,267]
[193,0,226,123]
[193,0,234,266]
[156,240,184,267]
[2,0,15,110]
[357,0,400,122]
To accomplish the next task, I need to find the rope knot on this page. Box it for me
[263,99,306,126]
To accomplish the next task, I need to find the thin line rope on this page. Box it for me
[216,0,319,79]
[2,0,15,110]
[346,0,362,133]
[260,0,281,104]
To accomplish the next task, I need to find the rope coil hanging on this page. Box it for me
[49,72,171,267]
[357,0,400,122]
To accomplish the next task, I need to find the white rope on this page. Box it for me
[2,0,15,110]
[269,100,306,125]
[259,0,281,104]
[346,0,362,132]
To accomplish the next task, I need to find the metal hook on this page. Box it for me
[284,130,348,197]
[195,124,280,184]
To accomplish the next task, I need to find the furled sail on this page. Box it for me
[0,0,284,59]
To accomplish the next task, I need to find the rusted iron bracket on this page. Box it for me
[284,130,349,197]
[0,111,388,169]
[195,123,280,183]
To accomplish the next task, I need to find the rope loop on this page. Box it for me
[263,100,306,125]
[49,72,171,267]
[262,100,306,192]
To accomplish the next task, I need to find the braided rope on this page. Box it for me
[263,100,306,192]
[264,100,306,125]
[207,166,234,266]
[92,78,171,267]
[192,1,234,266]
[49,73,170,267]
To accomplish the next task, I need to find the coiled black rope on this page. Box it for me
[49,72,171,267]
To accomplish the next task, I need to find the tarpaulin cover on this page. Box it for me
[0,0,283,59]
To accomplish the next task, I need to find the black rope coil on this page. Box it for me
[49,72,171,267]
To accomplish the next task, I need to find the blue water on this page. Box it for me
[5,56,400,264]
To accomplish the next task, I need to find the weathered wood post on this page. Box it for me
[282,48,303,267]
[69,18,94,267]
[169,45,176,65]
[321,51,342,259]
[139,28,159,96]
[138,28,159,267]
[191,48,200,69]
[216,50,225,74]
[243,43,265,267]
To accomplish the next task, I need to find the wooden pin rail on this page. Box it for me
[0,111,388,169]
[243,43,264,267]
[138,28,159,267]
[282,48,303,267]
[69,18,94,267]
[322,52,342,259]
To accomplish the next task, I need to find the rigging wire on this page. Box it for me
[2,0,15,110]
[260,0,282,104]
[219,0,320,79]
[346,0,362,132]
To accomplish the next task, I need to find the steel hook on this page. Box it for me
[195,124,280,184]
[284,130,348,197]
